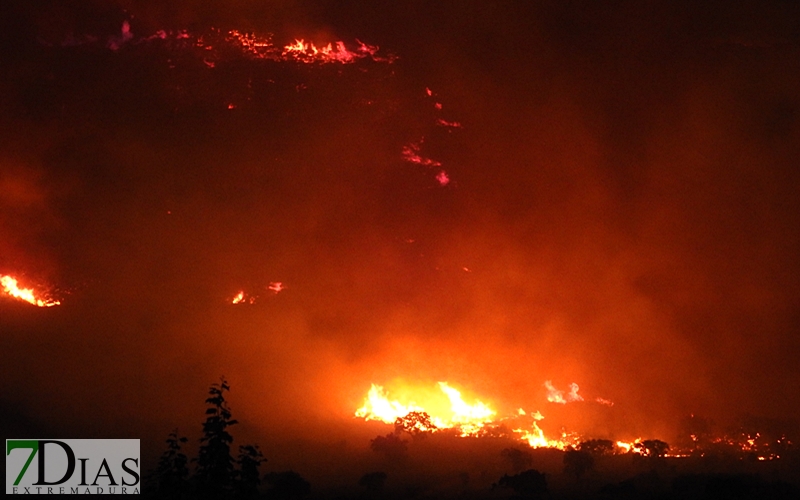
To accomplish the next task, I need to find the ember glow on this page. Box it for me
[0,275,60,307]
[71,23,393,66]
[401,139,441,167]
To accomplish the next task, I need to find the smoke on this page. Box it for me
[1,0,799,476]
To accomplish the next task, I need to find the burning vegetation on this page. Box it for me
[0,274,60,307]
[2,1,800,499]
[354,381,796,463]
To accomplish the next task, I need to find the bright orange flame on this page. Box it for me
[356,383,607,449]
[514,422,574,449]
[355,382,495,436]
[355,384,424,423]
[231,291,257,304]
[616,440,633,453]
[0,275,60,307]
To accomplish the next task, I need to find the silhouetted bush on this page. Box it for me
[264,471,310,499]
[369,432,408,460]
[358,471,387,492]
[494,469,548,498]
[502,447,533,472]
[579,439,615,456]
[635,439,669,458]
[563,449,594,480]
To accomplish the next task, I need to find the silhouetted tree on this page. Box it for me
[578,439,615,456]
[234,444,265,500]
[358,471,387,493]
[636,439,669,457]
[563,449,594,480]
[151,429,190,499]
[494,469,548,498]
[501,447,533,472]
[264,471,310,499]
[394,411,437,437]
[370,433,408,460]
[195,377,238,498]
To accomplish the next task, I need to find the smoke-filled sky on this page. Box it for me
[1,0,799,465]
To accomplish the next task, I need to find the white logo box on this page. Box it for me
[6,439,140,495]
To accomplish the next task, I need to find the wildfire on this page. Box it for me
[355,382,496,436]
[281,39,380,64]
[65,22,394,66]
[355,384,425,423]
[515,422,580,450]
[355,381,632,451]
[1,275,60,307]
[355,382,585,445]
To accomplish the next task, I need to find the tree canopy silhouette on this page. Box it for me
[394,411,437,437]
[636,439,670,458]
[145,378,268,499]
[494,469,548,498]
[195,377,239,497]
[150,429,190,499]
[369,432,408,460]
[578,439,615,456]
[234,444,265,500]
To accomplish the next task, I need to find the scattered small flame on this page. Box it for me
[402,139,442,167]
[1,275,60,307]
[267,282,285,294]
[436,118,462,129]
[69,24,393,65]
[281,39,381,64]
[231,291,256,304]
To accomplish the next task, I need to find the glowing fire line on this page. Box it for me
[1,275,60,307]
[355,382,624,451]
